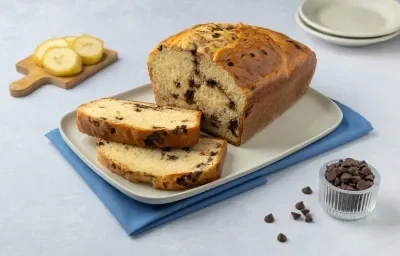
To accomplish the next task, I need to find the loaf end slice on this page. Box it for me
[96,136,228,190]
[76,98,202,148]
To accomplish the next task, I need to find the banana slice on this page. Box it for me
[72,34,104,65]
[64,36,77,47]
[33,38,69,67]
[41,47,82,77]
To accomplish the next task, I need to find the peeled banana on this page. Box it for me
[41,47,82,77]
[72,35,104,65]
[33,38,69,67]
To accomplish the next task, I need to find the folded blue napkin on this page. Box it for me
[45,100,373,237]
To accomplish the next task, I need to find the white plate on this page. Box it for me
[59,83,343,204]
[296,9,400,46]
[299,0,400,38]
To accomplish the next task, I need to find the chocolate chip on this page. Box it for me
[172,94,179,99]
[351,175,362,183]
[356,180,370,190]
[206,79,218,88]
[260,49,267,55]
[152,126,165,129]
[340,173,352,183]
[340,183,348,190]
[305,213,313,223]
[144,132,164,147]
[97,141,104,146]
[301,209,310,216]
[98,106,105,108]
[184,89,195,104]
[250,53,255,57]
[115,117,123,120]
[349,167,358,175]
[110,128,116,134]
[182,119,188,122]
[361,166,372,176]
[326,170,337,182]
[228,101,235,109]
[189,79,200,88]
[334,177,341,186]
[227,61,234,66]
[157,44,163,51]
[277,233,287,243]
[346,186,356,191]
[228,119,238,136]
[264,213,274,223]
[172,125,188,135]
[212,33,220,38]
[167,155,179,160]
[99,117,107,120]
[295,201,305,210]
[302,186,313,194]
[291,212,301,220]
[175,81,181,88]
[111,162,116,169]
[135,108,141,112]
[210,151,218,156]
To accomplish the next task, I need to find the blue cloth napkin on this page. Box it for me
[45,100,373,237]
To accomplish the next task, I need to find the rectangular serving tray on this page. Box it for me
[59,83,343,204]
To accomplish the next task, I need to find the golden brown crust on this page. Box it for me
[148,22,317,146]
[96,139,228,191]
[76,106,201,149]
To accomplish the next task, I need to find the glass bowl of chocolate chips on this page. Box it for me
[318,158,381,220]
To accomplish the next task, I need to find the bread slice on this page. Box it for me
[76,98,202,148]
[96,136,227,190]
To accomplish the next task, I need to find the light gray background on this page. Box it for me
[1,0,400,255]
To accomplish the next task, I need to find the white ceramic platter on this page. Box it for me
[296,9,400,47]
[59,83,343,204]
[299,0,400,38]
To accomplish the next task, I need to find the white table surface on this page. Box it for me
[1,0,400,255]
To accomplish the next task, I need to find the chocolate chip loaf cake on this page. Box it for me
[147,22,317,145]
[96,136,227,190]
[76,98,201,148]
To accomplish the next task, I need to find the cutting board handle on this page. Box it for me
[9,72,49,98]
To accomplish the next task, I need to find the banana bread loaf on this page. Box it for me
[147,22,317,145]
[96,136,227,190]
[76,98,202,148]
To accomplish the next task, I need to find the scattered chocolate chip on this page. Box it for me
[295,201,305,210]
[99,117,107,120]
[260,49,267,55]
[212,33,220,38]
[98,106,105,108]
[182,147,191,152]
[227,61,234,66]
[302,186,313,194]
[97,141,104,146]
[264,213,274,223]
[157,44,163,51]
[110,128,116,134]
[172,125,188,135]
[250,53,255,57]
[144,132,164,147]
[305,213,313,223]
[135,108,141,112]
[115,117,123,120]
[172,94,179,99]
[111,163,116,169]
[175,81,181,88]
[291,212,301,220]
[182,119,189,122]
[277,233,287,243]
[301,209,310,216]
[152,126,165,129]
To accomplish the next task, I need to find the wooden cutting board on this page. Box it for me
[9,48,118,98]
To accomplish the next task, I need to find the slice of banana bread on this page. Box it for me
[96,136,227,190]
[76,98,202,148]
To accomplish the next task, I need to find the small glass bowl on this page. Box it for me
[318,159,381,220]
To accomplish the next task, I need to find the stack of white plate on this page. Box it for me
[296,0,400,46]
